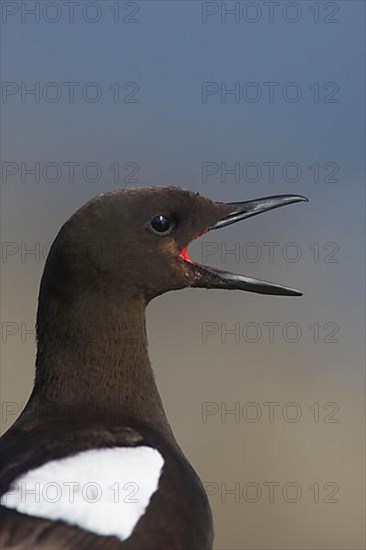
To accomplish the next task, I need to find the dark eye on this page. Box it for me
[150,214,173,235]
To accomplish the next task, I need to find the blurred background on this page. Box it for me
[1,1,365,548]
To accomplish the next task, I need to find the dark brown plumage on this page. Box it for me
[0,187,307,549]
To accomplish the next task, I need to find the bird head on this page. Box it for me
[42,187,308,303]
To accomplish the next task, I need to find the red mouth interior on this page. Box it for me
[179,246,192,263]
[179,231,206,264]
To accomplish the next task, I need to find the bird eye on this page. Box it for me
[150,214,173,235]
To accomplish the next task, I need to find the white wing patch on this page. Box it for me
[1,446,164,541]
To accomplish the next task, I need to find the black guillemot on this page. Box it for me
[0,187,307,549]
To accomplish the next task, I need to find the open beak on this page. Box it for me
[188,194,308,296]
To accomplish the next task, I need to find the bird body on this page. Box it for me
[0,187,307,548]
[1,423,213,549]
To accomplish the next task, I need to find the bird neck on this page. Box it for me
[26,289,176,445]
